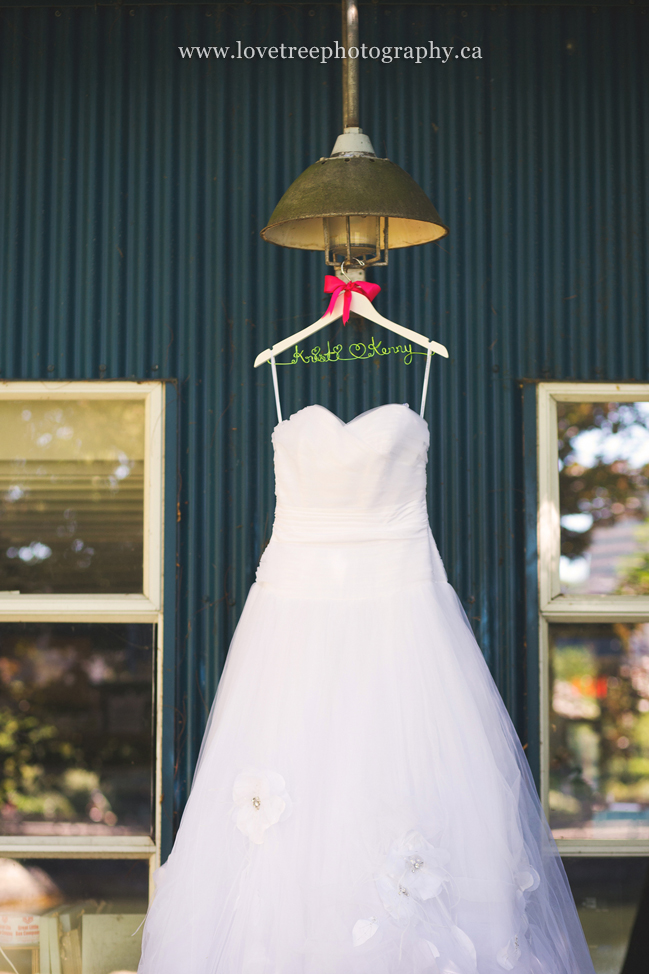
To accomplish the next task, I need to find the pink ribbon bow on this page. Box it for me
[324,275,381,324]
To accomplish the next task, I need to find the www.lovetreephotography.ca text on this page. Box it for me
[179,41,482,64]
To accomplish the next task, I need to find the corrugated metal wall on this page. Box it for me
[1,2,648,821]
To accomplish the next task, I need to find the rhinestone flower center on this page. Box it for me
[252,796,261,809]
[405,856,424,872]
[398,885,409,896]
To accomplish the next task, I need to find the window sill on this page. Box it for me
[556,838,649,857]
[0,593,161,620]
[541,594,649,622]
[0,834,156,858]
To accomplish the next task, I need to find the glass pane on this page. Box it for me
[558,401,649,595]
[0,400,144,594]
[563,857,648,974]
[0,623,154,837]
[549,622,649,840]
[0,857,147,974]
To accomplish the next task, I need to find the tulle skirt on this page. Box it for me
[138,532,593,974]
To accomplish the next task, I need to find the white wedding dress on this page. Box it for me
[139,403,594,974]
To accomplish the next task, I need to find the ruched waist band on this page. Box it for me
[271,499,430,544]
[258,499,446,599]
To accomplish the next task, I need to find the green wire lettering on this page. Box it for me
[279,338,428,367]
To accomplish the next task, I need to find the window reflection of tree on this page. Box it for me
[0,623,154,837]
[550,623,649,835]
[559,403,647,533]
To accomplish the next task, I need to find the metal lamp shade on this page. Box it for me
[260,155,448,251]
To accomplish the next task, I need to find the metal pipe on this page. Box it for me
[341,1,348,129]
[342,0,359,131]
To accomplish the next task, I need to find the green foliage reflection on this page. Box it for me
[550,623,649,834]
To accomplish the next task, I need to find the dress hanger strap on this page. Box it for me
[420,346,433,418]
[270,355,283,424]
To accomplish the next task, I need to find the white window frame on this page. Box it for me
[0,381,166,888]
[538,382,649,857]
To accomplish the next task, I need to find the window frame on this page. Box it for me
[0,380,172,893]
[537,382,649,857]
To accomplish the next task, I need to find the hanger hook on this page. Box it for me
[339,256,365,282]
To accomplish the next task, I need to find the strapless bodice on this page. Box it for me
[273,403,429,515]
[257,404,447,598]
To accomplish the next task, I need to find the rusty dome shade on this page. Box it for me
[260,155,448,250]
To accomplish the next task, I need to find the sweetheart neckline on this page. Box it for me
[275,403,428,433]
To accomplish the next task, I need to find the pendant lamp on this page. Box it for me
[260,0,448,275]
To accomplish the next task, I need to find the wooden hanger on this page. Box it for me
[254,290,449,369]
[254,277,449,422]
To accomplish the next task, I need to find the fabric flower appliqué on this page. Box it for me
[232,769,292,845]
[352,917,379,946]
[497,936,521,970]
[376,830,451,921]
[497,915,528,970]
[516,867,540,895]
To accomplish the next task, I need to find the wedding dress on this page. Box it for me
[138,403,594,974]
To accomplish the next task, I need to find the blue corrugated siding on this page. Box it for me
[1,3,648,824]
